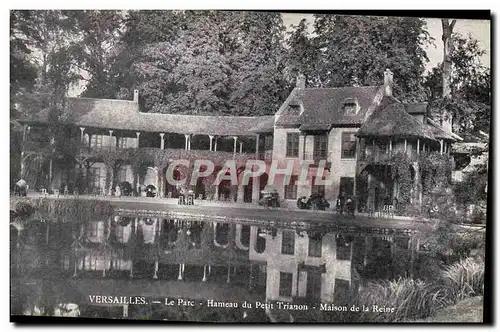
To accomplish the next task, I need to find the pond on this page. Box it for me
[11,208,430,323]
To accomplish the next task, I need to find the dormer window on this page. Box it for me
[342,98,359,115]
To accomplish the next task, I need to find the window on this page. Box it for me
[118,167,127,183]
[281,230,295,255]
[341,132,357,159]
[311,177,325,197]
[279,272,293,297]
[286,133,300,157]
[118,137,129,149]
[308,233,322,257]
[339,177,354,197]
[87,222,102,238]
[90,167,101,189]
[334,278,351,305]
[343,103,357,115]
[313,134,328,160]
[90,135,104,149]
[336,235,352,260]
[284,176,298,200]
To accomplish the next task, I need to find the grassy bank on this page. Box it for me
[10,196,114,223]
[350,254,483,323]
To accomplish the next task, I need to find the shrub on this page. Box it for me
[441,256,484,301]
[357,278,449,322]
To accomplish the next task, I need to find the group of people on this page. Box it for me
[296,194,331,211]
[335,194,356,216]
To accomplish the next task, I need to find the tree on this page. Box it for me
[285,18,320,87]
[126,10,288,115]
[68,10,125,98]
[10,10,83,189]
[225,11,290,115]
[441,19,457,99]
[424,32,491,135]
[304,15,432,101]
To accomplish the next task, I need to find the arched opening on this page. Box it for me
[195,165,207,199]
[244,177,253,203]
[161,219,179,249]
[214,223,230,247]
[187,221,203,249]
[255,228,266,253]
[259,173,269,199]
[140,218,156,244]
[240,225,251,247]
[111,216,132,244]
[165,168,182,198]
[218,169,236,201]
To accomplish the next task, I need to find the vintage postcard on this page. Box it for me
[10,10,490,323]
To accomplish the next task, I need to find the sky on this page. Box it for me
[281,13,491,72]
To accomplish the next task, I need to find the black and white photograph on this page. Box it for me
[9,10,491,324]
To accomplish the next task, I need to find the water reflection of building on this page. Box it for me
[12,215,420,320]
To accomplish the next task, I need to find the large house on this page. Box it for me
[18,69,461,212]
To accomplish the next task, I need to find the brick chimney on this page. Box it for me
[133,89,139,103]
[384,69,393,96]
[296,74,306,89]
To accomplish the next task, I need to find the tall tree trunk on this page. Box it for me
[441,19,456,133]
[441,19,456,99]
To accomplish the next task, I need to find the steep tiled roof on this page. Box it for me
[357,96,436,140]
[248,116,275,134]
[405,103,428,114]
[276,86,382,131]
[20,97,270,137]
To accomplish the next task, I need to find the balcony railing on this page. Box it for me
[358,150,419,164]
[77,145,257,164]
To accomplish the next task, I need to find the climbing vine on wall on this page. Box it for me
[390,152,413,210]
[419,152,452,195]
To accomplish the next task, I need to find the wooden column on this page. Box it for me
[177,263,183,280]
[363,236,370,267]
[249,264,253,289]
[214,137,218,152]
[209,135,214,151]
[136,132,140,148]
[184,135,189,150]
[302,134,307,160]
[202,265,207,282]
[79,127,85,144]
[123,305,129,318]
[404,139,407,152]
[440,140,444,155]
[109,130,114,148]
[233,136,238,155]
[153,260,158,279]
[160,133,165,150]
[255,134,260,158]
[417,138,420,155]
[239,142,243,154]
